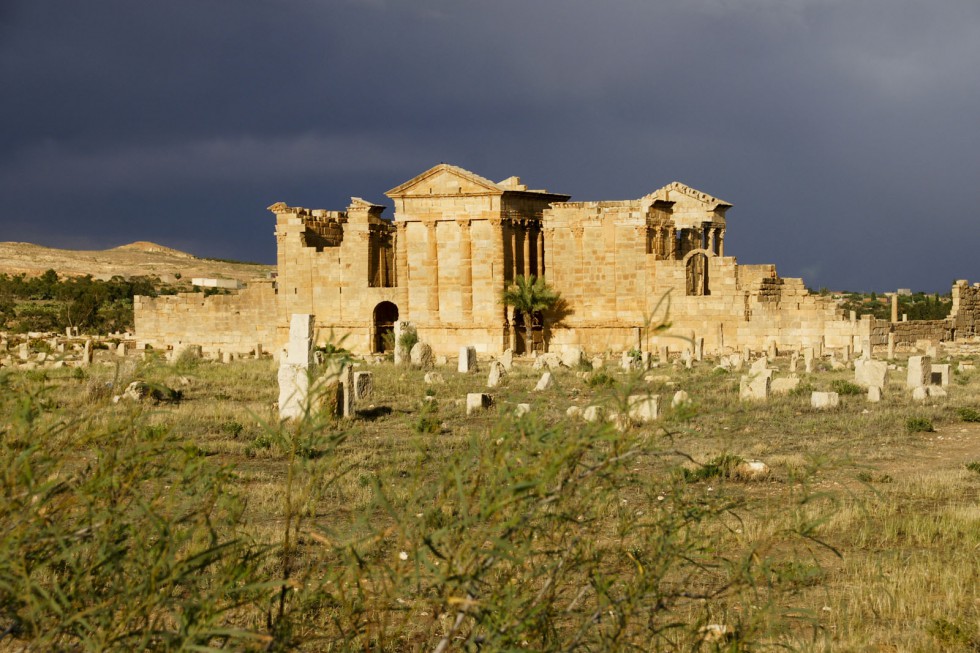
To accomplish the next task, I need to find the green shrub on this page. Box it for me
[831,379,863,396]
[413,399,441,434]
[966,461,980,475]
[586,370,615,388]
[905,416,935,433]
[957,407,980,422]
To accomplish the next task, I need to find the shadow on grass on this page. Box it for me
[356,405,393,421]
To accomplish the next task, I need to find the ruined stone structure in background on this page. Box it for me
[134,163,980,358]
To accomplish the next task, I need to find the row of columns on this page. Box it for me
[396,217,540,324]
[649,224,725,260]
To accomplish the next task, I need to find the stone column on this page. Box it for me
[718,229,725,256]
[668,226,678,259]
[457,219,473,320]
[426,222,440,321]
[708,227,717,255]
[522,222,531,279]
[489,217,506,323]
[891,293,899,323]
[535,226,545,278]
[395,221,408,310]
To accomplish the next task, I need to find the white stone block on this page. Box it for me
[907,355,931,389]
[424,371,444,385]
[867,386,882,402]
[514,403,531,418]
[854,359,888,389]
[458,346,477,373]
[930,364,950,387]
[466,393,492,415]
[771,376,800,394]
[627,393,660,423]
[534,371,553,391]
[487,361,506,388]
[354,371,373,401]
[410,342,433,369]
[810,391,839,409]
[561,346,584,368]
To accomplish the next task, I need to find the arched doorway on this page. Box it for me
[373,301,398,353]
[685,252,709,296]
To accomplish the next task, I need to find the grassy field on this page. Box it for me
[1,347,978,651]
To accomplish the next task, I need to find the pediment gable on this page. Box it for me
[385,163,503,198]
[645,182,732,211]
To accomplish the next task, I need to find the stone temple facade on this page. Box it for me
[135,163,980,358]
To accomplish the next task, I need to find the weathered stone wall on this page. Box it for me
[136,163,971,359]
[134,280,277,354]
[950,280,980,338]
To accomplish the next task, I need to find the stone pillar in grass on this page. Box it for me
[906,355,931,389]
[278,314,313,421]
[458,346,477,373]
[393,321,415,366]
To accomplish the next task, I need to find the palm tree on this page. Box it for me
[502,275,561,355]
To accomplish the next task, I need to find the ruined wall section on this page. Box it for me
[134,280,277,354]
[271,201,398,355]
[950,280,980,339]
[543,196,865,354]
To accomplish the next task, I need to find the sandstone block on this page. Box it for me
[733,460,771,481]
[810,391,839,409]
[534,371,554,391]
[771,376,800,394]
[410,342,433,369]
[353,371,373,401]
[487,360,506,388]
[458,346,477,373]
[930,364,950,387]
[500,348,513,371]
[854,359,888,389]
[907,355,931,389]
[424,372,444,385]
[671,390,690,407]
[466,393,492,415]
[739,373,770,401]
[514,403,531,418]
[561,346,584,368]
[583,405,605,422]
[627,393,660,423]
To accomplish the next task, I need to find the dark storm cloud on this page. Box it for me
[1,0,978,290]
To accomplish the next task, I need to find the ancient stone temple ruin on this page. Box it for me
[134,163,980,358]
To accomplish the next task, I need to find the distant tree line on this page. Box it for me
[0,270,179,334]
[836,290,952,322]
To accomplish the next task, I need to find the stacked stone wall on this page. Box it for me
[135,280,277,354]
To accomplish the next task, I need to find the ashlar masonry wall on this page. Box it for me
[134,279,277,355]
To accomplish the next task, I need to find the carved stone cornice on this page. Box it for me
[267,202,291,214]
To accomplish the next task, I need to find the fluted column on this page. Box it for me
[535,226,545,278]
[522,222,531,279]
[457,219,472,320]
[489,217,506,323]
[426,221,439,322]
[395,221,408,310]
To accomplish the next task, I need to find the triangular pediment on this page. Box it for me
[385,163,503,198]
[645,182,732,211]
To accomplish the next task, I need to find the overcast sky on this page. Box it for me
[2,0,978,292]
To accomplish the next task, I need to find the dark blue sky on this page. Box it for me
[2,0,978,292]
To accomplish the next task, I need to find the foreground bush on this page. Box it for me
[0,367,826,651]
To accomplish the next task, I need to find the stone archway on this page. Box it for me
[684,250,710,296]
[373,301,398,353]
